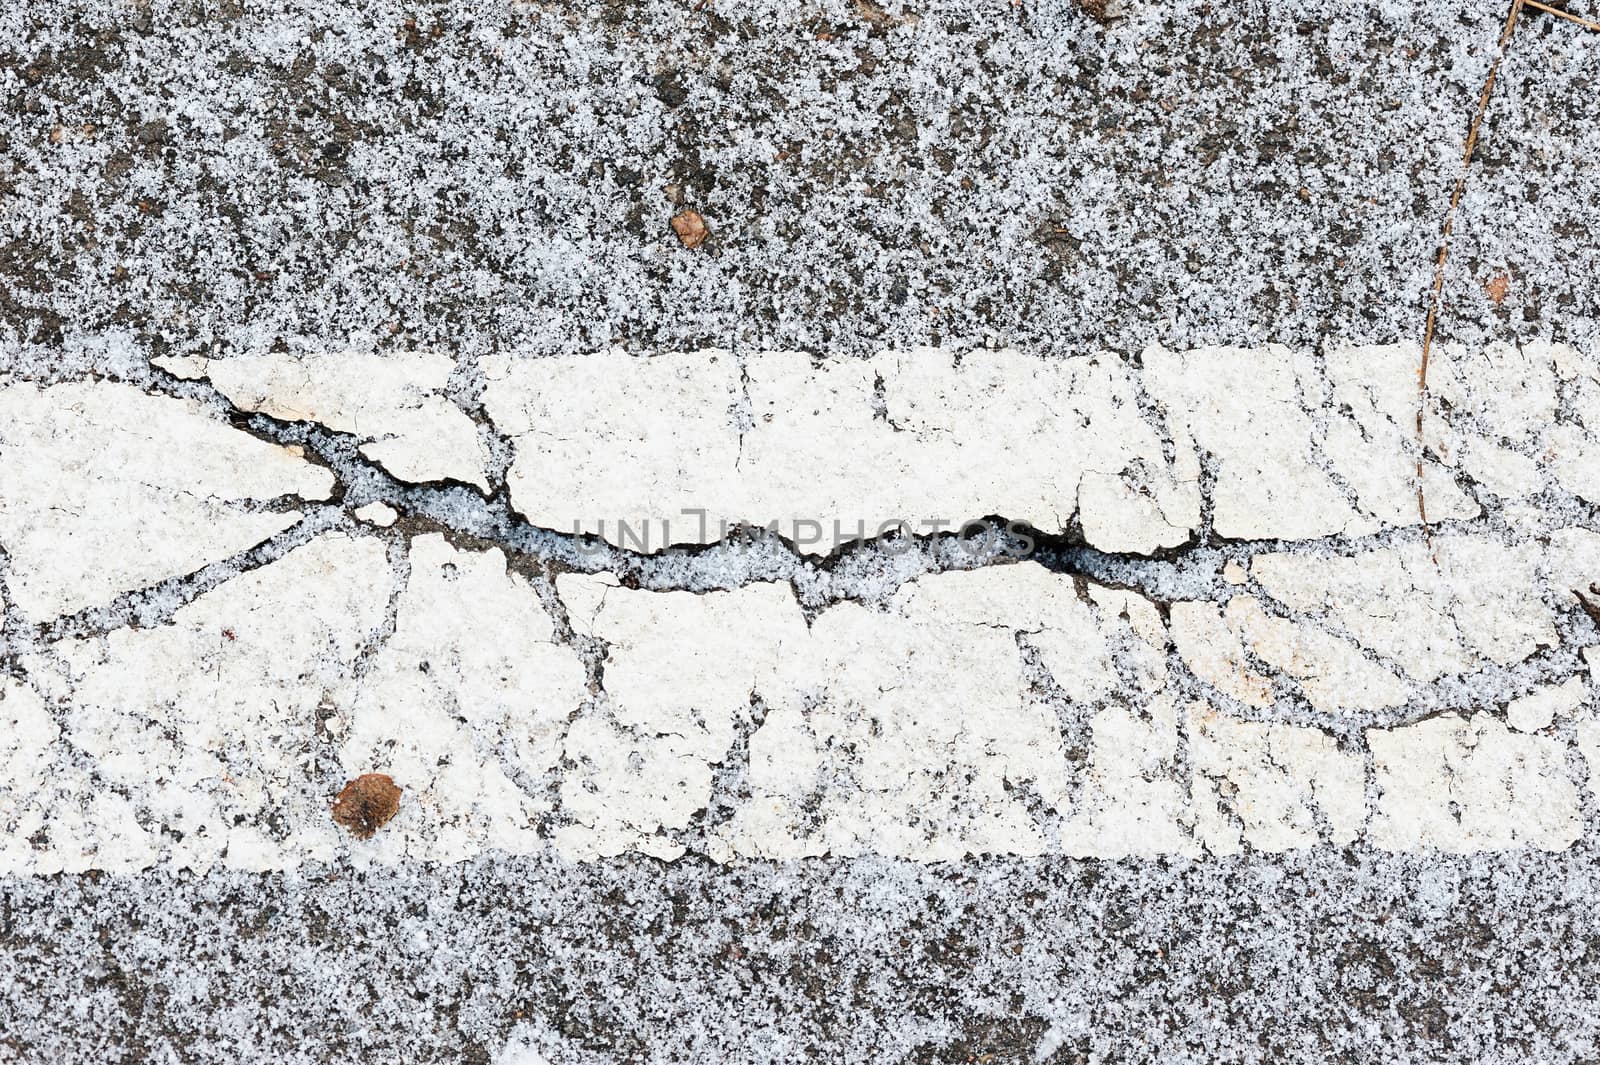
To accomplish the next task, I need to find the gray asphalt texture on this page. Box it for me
[6,850,1600,1065]
[2,0,1597,372]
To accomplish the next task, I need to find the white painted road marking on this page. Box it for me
[3,341,1600,870]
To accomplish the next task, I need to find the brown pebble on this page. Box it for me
[331,773,402,839]
[671,209,709,249]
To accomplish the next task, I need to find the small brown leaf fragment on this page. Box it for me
[1077,0,1113,21]
[331,773,402,839]
[671,209,709,249]
[1485,272,1510,307]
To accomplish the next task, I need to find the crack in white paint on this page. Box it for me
[180,349,491,489]
[0,380,333,620]
[4,339,1600,871]
[481,348,1202,553]
[4,526,1598,871]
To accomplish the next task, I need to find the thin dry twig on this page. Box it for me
[1415,0,1599,554]
[1415,0,1525,554]
[1525,0,1600,32]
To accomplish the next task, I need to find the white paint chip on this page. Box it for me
[1506,676,1587,733]
[354,502,398,527]
[151,353,211,380]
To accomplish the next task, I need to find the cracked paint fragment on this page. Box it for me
[1251,536,1556,683]
[1506,676,1587,733]
[1141,344,1485,540]
[198,350,490,489]
[1367,714,1581,853]
[1174,593,1412,715]
[1223,596,1408,713]
[354,501,399,527]
[484,348,1200,554]
[1549,343,1600,503]
[1143,344,1363,539]
[1170,601,1273,708]
[558,572,804,862]
[335,534,588,863]
[6,533,390,873]
[476,342,1600,556]
[556,564,1142,862]
[1321,341,1481,527]
[741,563,1101,862]
[1188,704,1365,854]
[483,350,745,548]
[0,380,333,619]
[1427,342,1557,500]
[743,349,1200,555]
[1060,694,1194,859]
[1577,719,1600,802]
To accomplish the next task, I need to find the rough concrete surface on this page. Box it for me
[3,0,1600,1061]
